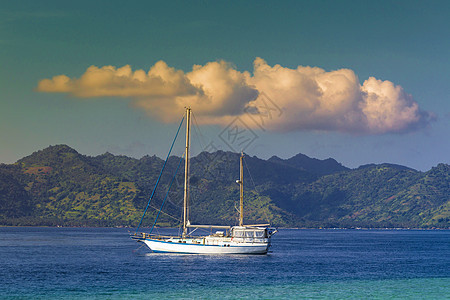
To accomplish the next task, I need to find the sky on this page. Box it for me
[1,0,449,171]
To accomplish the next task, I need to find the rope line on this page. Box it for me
[135,114,185,234]
[243,155,271,223]
[243,155,259,193]
[191,112,206,152]
[149,154,185,234]
[147,204,182,222]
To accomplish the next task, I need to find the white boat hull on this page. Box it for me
[142,238,269,254]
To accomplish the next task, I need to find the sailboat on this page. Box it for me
[132,108,277,254]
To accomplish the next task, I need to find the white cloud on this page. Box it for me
[37,58,434,134]
[360,77,426,133]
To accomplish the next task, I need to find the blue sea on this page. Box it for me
[0,228,449,299]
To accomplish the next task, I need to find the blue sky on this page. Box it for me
[1,0,449,171]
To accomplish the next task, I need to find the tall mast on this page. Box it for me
[183,107,191,237]
[239,151,244,227]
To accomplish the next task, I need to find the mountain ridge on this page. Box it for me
[0,144,448,228]
[268,153,350,176]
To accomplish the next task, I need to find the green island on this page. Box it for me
[0,145,448,229]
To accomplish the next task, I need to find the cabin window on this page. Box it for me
[254,230,265,238]
[234,230,244,237]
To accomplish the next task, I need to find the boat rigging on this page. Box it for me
[132,107,277,254]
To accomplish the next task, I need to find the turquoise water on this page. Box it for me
[108,278,449,299]
[1,228,449,299]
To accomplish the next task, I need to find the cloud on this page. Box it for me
[37,63,197,98]
[37,58,434,134]
[37,61,258,123]
[241,58,435,134]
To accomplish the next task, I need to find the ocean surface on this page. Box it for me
[0,227,449,299]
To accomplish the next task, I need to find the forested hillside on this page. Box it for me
[0,145,448,228]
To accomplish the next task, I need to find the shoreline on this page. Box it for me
[1,225,449,230]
